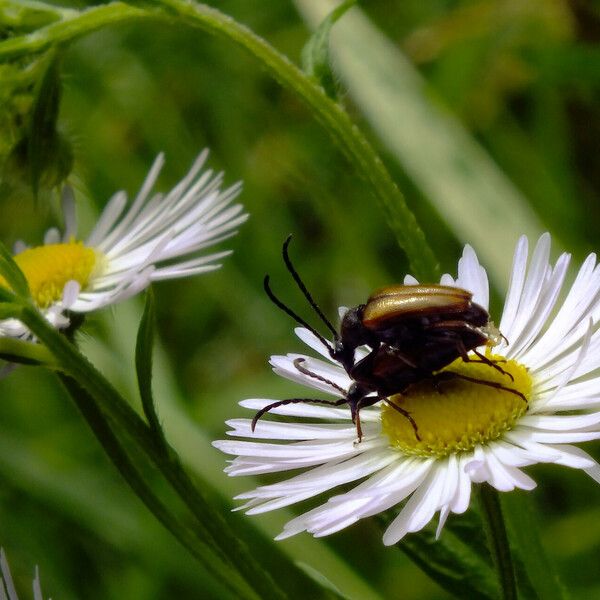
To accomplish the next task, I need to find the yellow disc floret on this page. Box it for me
[0,242,99,308]
[381,354,532,458]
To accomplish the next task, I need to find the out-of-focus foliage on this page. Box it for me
[0,1,599,598]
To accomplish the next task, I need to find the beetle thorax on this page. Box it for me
[334,305,372,369]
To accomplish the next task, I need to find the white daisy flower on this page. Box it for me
[214,234,600,545]
[0,151,247,337]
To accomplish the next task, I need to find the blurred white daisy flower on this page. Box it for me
[1,151,247,337]
[215,234,600,545]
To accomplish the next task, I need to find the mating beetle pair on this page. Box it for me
[253,237,524,441]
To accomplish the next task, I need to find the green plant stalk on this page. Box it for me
[0,0,439,281]
[158,0,438,280]
[0,336,56,365]
[136,289,167,447]
[18,304,288,600]
[479,485,517,600]
[59,373,253,600]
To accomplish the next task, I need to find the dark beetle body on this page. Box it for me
[255,238,511,440]
[334,285,493,431]
[337,284,489,372]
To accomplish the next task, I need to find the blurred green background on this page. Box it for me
[0,0,599,598]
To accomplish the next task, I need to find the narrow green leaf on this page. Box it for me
[0,0,439,280]
[0,241,30,299]
[0,335,56,366]
[301,0,356,99]
[59,374,259,600]
[136,288,166,445]
[0,0,69,32]
[445,507,492,564]
[28,51,73,197]
[502,491,567,600]
[294,0,548,287]
[397,525,499,599]
[0,302,22,318]
[19,305,292,600]
[296,562,351,600]
[0,3,153,60]
[480,485,517,600]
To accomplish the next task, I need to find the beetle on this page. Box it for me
[253,236,523,440]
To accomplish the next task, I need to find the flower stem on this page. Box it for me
[58,374,251,599]
[479,485,517,600]
[0,0,439,281]
[18,304,288,600]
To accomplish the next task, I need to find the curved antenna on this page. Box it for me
[293,358,347,395]
[282,235,339,339]
[251,396,348,432]
[264,275,334,353]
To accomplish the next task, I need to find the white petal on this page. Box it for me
[456,244,489,310]
[498,235,529,340]
[226,418,366,441]
[383,463,448,545]
[503,234,551,355]
[518,413,600,431]
[294,327,336,361]
[238,398,380,422]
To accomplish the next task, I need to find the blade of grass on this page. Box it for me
[294,0,551,287]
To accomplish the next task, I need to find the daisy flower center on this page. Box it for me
[1,242,100,307]
[381,354,532,458]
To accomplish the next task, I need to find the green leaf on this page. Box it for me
[479,485,518,600]
[446,505,493,565]
[294,0,548,288]
[136,288,166,445]
[87,302,384,600]
[0,0,69,33]
[398,526,499,600]
[502,491,567,600]
[301,0,356,99]
[296,562,351,600]
[58,373,259,600]
[0,335,56,366]
[28,50,73,197]
[18,305,291,600]
[0,240,30,299]
[0,0,439,280]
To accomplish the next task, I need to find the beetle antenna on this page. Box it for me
[252,396,348,431]
[264,275,334,352]
[282,235,339,339]
[293,358,348,395]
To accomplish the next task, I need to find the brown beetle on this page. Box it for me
[254,237,521,440]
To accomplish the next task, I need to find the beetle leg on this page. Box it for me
[470,349,514,381]
[352,405,363,442]
[432,371,527,404]
[460,349,514,382]
[251,396,348,432]
[383,345,418,368]
[427,322,515,382]
[384,397,421,441]
[293,357,348,395]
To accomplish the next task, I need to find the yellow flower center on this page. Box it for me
[381,354,532,458]
[0,242,99,308]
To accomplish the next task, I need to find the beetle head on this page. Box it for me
[334,305,370,369]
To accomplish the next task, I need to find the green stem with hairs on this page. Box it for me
[0,0,439,280]
[479,485,518,600]
[58,374,253,600]
[18,304,288,600]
